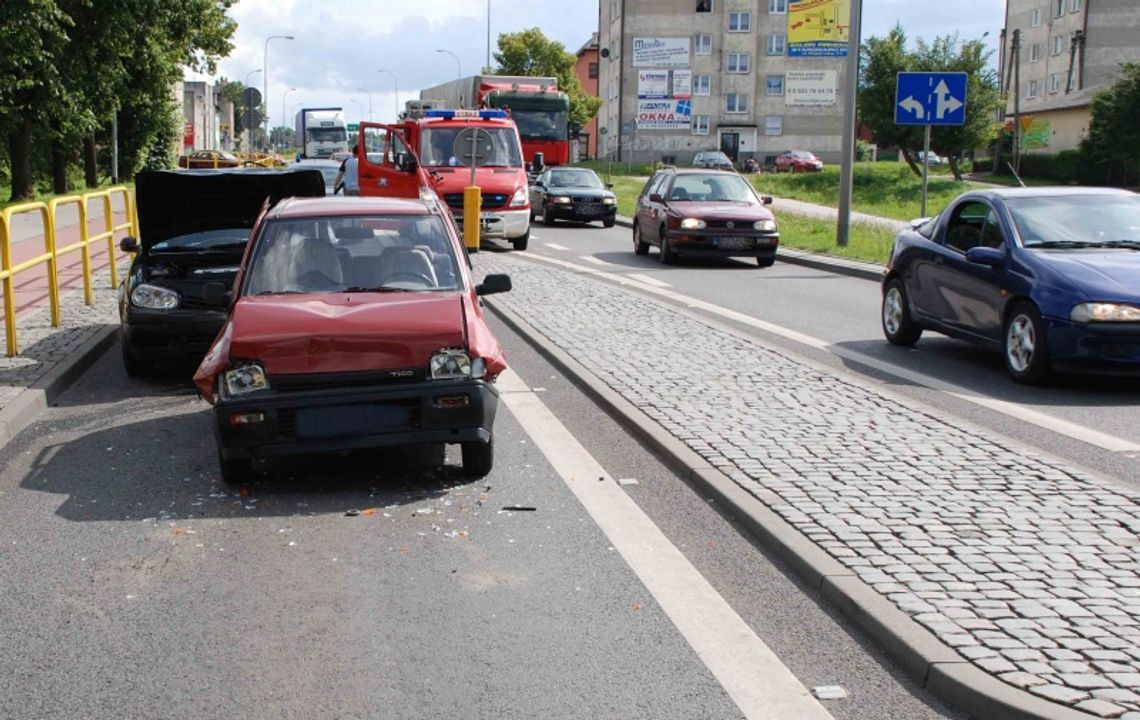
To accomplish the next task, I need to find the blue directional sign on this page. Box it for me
[894,72,968,126]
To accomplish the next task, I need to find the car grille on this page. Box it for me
[443,193,510,211]
[272,368,428,393]
[703,219,756,231]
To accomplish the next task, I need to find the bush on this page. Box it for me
[973,158,993,173]
[855,139,875,162]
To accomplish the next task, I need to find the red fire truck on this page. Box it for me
[354,109,531,251]
[420,75,571,167]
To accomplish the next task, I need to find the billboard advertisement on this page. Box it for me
[632,37,691,67]
[637,70,670,98]
[786,70,838,105]
[636,99,692,130]
[672,70,692,98]
[788,0,850,57]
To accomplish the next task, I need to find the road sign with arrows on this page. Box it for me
[894,72,968,126]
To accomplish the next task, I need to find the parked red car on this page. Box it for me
[774,150,824,173]
[632,168,779,267]
[193,195,512,483]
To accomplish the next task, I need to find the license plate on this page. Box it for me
[578,204,601,215]
[295,404,410,440]
[715,237,754,250]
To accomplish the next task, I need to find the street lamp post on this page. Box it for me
[378,70,400,121]
[436,49,462,79]
[348,98,364,124]
[264,34,295,152]
[243,69,262,151]
[281,87,297,150]
[356,88,373,122]
[486,0,492,72]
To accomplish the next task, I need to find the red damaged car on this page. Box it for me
[193,195,512,484]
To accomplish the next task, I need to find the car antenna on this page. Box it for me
[1006,162,1027,188]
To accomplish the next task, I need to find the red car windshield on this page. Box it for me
[669,174,756,202]
[245,215,462,295]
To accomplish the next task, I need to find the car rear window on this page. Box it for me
[245,215,462,295]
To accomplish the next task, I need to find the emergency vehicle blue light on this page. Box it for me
[425,110,456,119]
[479,110,508,119]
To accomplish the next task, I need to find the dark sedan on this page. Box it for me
[529,167,617,227]
[881,187,1140,383]
[632,168,778,267]
[118,169,325,376]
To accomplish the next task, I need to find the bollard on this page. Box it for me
[463,185,481,251]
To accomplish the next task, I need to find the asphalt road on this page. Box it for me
[513,217,1140,489]
[0,319,962,719]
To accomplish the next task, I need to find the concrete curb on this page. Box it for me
[0,325,116,452]
[486,297,1097,720]
[613,214,885,283]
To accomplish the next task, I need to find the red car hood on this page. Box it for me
[226,292,466,375]
[677,201,774,221]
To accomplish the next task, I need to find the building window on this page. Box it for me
[726,93,749,114]
[1030,43,1041,62]
[1031,8,1041,26]
[769,0,788,13]
[1055,0,1065,17]
[726,53,751,74]
[1071,0,1081,11]
[1052,35,1064,55]
[766,75,784,96]
[693,115,710,135]
[764,115,783,136]
[728,12,751,32]
[767,34,786,55]
[695,34,712,55]
[694,74,712,95]
[697,0,712,12]
[588,62,599,79]
[1028,80,1039,98]
[1050,73,1061,93]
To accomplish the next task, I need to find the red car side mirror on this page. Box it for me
[649,193,664,203]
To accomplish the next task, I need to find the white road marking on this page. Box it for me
[516,252,1140,454]
[544,242,568,251]
[497,369,834,720]
[580,255,615,267]
[627,273,671,288]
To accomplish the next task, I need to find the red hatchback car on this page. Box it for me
[632,168,779,267]
[774,150,824,173]
[193,195,511,484]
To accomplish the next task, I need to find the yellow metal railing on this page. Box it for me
[1,186,136,357]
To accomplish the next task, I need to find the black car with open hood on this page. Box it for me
[119,169,325,376]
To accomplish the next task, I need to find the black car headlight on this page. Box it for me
[222,363,270,397]
[430,349,486,379]
[130,283,180,310]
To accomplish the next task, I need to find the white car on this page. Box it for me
[915,151,945,167]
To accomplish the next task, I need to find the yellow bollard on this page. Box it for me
[463,185,481,252]
[1,214,14,356]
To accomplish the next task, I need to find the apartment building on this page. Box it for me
[1002,0,1140,153]
[575,33,601,160]
[597,0,849,165]
[181,80,236,154]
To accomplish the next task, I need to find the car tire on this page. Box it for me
[219,451,252,486]
[1003,301,1051,385]
[603,216,616,228]
[633,223,649,255]
[660,232,677,265]
[755,255,776,268]
[121,340,151,378]
[881,278,923,346]
[512,230,529,251]
[541,203,556,225]
[461,436,493,477]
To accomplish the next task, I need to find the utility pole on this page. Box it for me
[836,0,862,247]
[1011,29,1021,175]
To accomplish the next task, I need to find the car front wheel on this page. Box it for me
[511,229,529,251]
[1004,302,1051,384]
[660,232,677,265]
[541,203,556,225]
[461,436,493,477]
[633,223,649,255]
[881,278,922,346]
[218,450,252,486]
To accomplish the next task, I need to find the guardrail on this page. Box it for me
[1,186,136,357]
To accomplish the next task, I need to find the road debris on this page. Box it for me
[500,505,536,512]
[812,686,847,700]
[617,478,639,486]
[344,509,360,517]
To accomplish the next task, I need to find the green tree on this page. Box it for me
[1080,62,1140,186]
[859,26,923,175]
[493,28,601,130]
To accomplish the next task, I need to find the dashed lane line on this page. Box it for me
[496,369,835,720]
[544,242,569,251]
[627,273,671,288]
[580,255,615,267]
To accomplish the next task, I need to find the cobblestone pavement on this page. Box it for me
[477,252,1140,719]
[0,276,119,413]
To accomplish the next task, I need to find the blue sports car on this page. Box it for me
[881,187,1140,383]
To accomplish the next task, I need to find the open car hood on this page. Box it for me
[135,169,326,251]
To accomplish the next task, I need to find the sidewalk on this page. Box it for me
[477,251,1140,720]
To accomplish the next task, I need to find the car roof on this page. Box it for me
[269,196,435,219]
[969,187,1136,201]
[665,167,740,176]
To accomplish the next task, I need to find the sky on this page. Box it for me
[195,0,1007,129]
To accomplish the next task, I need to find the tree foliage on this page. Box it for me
[1080,63,1140,186]
[860,25,1002,180]
[493,28,601,130]
[1,0,236,200]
